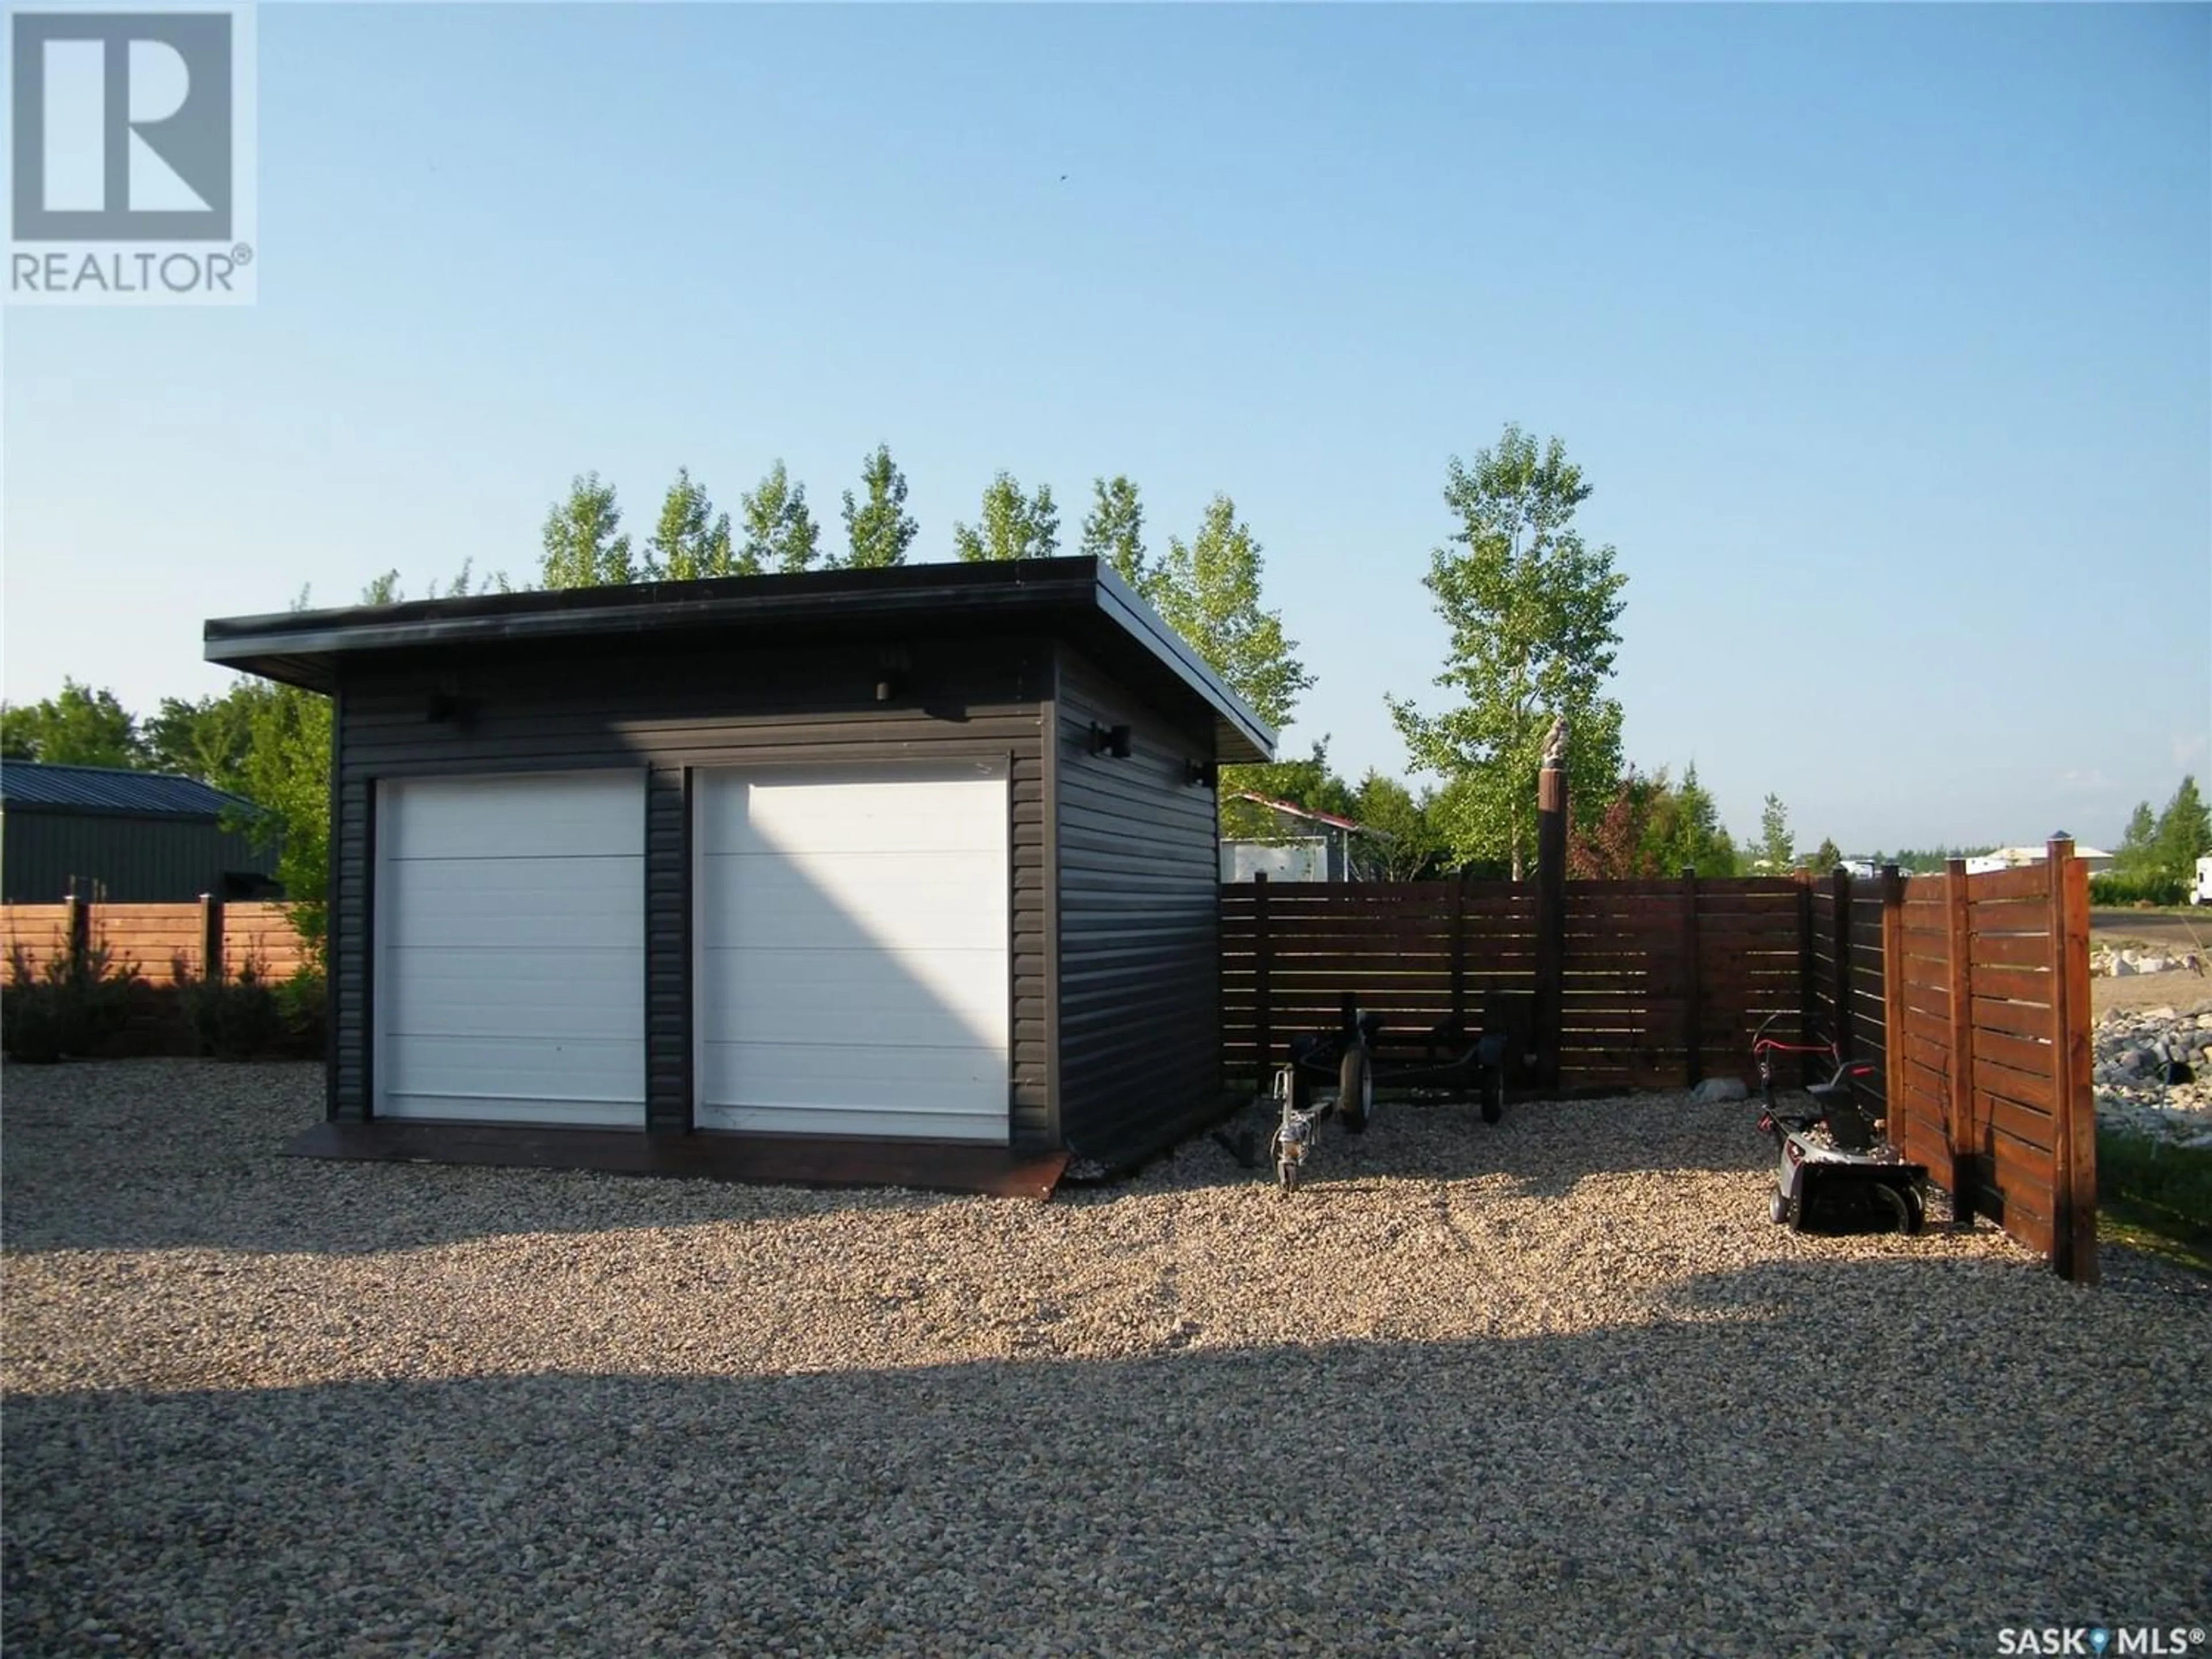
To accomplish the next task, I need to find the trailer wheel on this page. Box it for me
[1769,1190,1791,1226]
[1338,1045,1372,1134]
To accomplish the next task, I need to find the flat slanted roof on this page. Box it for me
[204,556,1277,765]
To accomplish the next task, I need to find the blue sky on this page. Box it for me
[5,2,2207,856]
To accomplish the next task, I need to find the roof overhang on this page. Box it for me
[204,556,1276,765]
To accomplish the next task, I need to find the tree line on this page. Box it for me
[10,423,2006,937]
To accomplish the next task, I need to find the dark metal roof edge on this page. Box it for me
[206,557,1279,763]
[1091,563,1276,764]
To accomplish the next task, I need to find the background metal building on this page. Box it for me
[0,762,280,903]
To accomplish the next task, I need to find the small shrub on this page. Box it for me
[3,937,141,1061]
[274,966,327,1047]
[2089,872,2186,907]
[178,957,282,1060]
[3,969,63,1063]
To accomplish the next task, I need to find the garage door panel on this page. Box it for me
[696,767,1008,1143]
[699,1103,1007,1140]
[387,860,643,950]
[706,953,1004,1048]
[378,771,644,1128]
[698,854,1006,950]
[700,775,1006,857]
[383,774,642,860]
[383,952,644,1040]
[383,1033,643,1108]
[700,1040,1001,1114]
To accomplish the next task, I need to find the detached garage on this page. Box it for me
[205,557,1272,1186]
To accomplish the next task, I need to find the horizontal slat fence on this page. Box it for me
[1,897,315,1057]
[221,902,315,980]
[1219,879,1537,1079]
[1222,874,1813,1093]
[1888,843,2095,1282]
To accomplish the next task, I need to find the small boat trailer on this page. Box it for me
[1264,1006,1510,1192]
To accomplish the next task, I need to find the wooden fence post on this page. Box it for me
[1450,868,1469,1036]
[1533,767,1567,1091]
[1879,864,1906,1140]
[65,892,89,960]
[199,894,225,983]
[1253,873,1272,1082]
[1830,865,1853,1062]
[1681,866,1702,1086]
[2047,839,2098,1285]
[1944,857,1979,1224]
[1796,874,1816,1087]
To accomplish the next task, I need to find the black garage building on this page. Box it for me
[205,556,1271,1181]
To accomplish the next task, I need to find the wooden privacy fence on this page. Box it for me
[1884,844,2096,1282]
[1223,873,1812,1094]
[1221,839,2097,1283]
[1,897,313,1055]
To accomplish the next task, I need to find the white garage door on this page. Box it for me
[695,763,1009,1142]
[376,772,645,1126]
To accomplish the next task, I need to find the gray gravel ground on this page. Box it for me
[4,1060,2209,1657]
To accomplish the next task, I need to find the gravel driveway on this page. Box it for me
[5,1061,2209,1657]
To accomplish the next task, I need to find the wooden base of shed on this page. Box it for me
[282,1122,1069,1200]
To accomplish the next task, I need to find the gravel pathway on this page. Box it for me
[5,1060,2209,1656]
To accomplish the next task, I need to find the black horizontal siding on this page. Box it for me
[1053,644,1222,1169]
[333,636,1047,1134]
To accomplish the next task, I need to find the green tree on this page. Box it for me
[1220,738,1355,838]
[0,680,146,768]
[649,468,736,581]
[1643,763,1736,877]
[953,472,1060,562]
[357,560,511,604]
[738,461,822,574]
[539,472,634,589]
[1811,835,1844,873]
[2152,775,2212,882]
[1150,494,1313,731]
[1351,769,1449,881]
[427,558,513,598]
[232,681,332,967]
[142,691,256,786]
[836,444,918,570]
[2114,801,2160,877]
[1388,425,1628,878]
[1080,475,1149,589]
[1756,793,1794,873]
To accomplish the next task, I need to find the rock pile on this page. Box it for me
[2094,946,2207,977]
[2095,1000,2212,1146]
